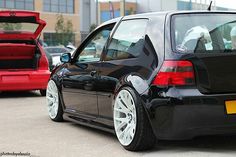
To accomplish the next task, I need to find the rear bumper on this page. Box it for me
[147,89,236,140]
[0,70,50,91]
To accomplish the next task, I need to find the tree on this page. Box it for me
[55,14,74,46]
[89,24,97,32]
[0,23,22,31]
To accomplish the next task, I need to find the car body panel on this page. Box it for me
[0,69,50,91]
[61,61,100,119]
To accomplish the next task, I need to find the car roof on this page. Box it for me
[102,10,236,23]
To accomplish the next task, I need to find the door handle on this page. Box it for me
[90,70,97,76]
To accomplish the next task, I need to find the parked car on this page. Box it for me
[44,50,53,71]
[44,46,71,67]
[0,11,50,96]
[46,11,236,151]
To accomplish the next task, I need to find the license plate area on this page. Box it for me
[1,75,29,83]
[225,100,236,114]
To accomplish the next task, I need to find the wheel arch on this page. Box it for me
[113,73,153,126]
[113,74,157,150]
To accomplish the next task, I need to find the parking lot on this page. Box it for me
[0,91,236,157]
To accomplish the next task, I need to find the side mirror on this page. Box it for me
[60,53,71,63]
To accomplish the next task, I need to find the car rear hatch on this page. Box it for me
[0,11,46,40]
[171,12,236,94]
[0,11,48,71]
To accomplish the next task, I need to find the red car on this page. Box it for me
[0,11,50,96]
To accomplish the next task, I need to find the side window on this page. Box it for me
[105,19,148,61]
[78,25,114,63]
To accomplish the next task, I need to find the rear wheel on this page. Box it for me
[113,87,156,151]
[46,80,63,122]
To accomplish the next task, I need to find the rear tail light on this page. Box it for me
[39,55,49,70]
[152,60,195,87]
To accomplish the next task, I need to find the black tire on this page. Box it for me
[46,80,64,122]
[40,90,46,96]
[114,87,156,151]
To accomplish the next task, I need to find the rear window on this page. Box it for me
[0,22,38,33]
[172,13,236,53]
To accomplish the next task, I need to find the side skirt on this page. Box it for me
[63,112,115,134]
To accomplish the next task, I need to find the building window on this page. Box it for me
[43,0,74,13]
[0,0,34,10]
[44,33,75,46]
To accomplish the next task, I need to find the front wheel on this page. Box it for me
[113,87,156,151]
[46,80,63,122]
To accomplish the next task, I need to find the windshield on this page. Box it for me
[172,13,236,53]
[0,22,39,33]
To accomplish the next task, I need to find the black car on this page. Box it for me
[46,11,236,151]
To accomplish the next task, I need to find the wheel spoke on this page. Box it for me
[53,104,58,115]
[116,121,127,131]
[51,107,55,117]
[117,99,129,113]
[129,124,135,137]
[114,117,128,123]
[46,89,53,95]
[125,127,132,144]
[46,96,54,102]
[119,125,131,142]
[126,96,134,111]
[114,107,128,114]
[120,94,129,108]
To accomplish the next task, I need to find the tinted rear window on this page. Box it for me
[172,13,236,53]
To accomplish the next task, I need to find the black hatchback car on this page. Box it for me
[46,11,236,151]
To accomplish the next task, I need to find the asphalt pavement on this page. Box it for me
[0,91,236,157]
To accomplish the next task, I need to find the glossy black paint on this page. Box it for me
[50,11,236,140]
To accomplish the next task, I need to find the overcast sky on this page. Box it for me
[98,0,236,10]
[192,0,236,9]
[213,0,236,9]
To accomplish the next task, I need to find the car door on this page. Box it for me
[61,24,115,119]
[96,19,154,126]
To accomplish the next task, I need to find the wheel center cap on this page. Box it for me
[127,113,133,123]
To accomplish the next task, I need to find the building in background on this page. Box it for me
[137,0,176,13]
[0,0,234,46]
[79,0,136,41]
[136,0,231,13]
[80,0,97,41]
[99,1,136,23]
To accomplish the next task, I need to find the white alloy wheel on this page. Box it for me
[114,89,137,146]
[46,80,59,119]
